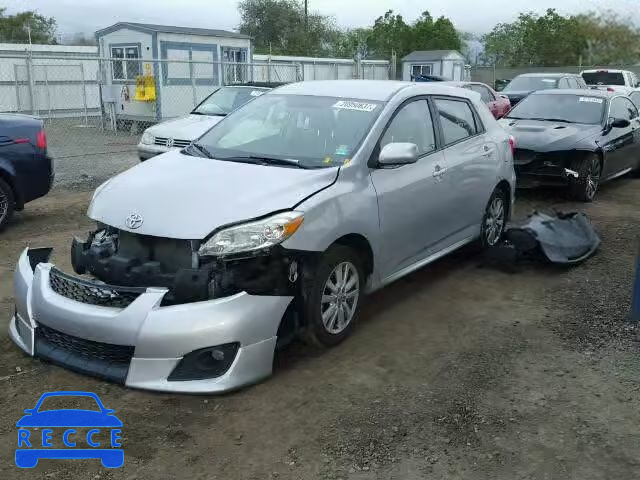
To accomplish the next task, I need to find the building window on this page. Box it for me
[160,41,219,86]
[411,64,433,78]
[111,45,141,81]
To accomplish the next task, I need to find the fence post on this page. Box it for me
[43,65,51,122]
[190,61,197,108]
[25,51,36,115]
[631,245,640,323]
[267,56,272,83]
[79,63,88,125]
[14,64,21,113]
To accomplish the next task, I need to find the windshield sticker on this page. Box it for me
[541,79,556,83]
[250,90,265,97]
[323,156,333,164]
[333,101,378,112]
[335,145,349,156]
[579,97,604,103]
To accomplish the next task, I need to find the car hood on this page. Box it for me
[146,114,224,140]
[499,118,600,152]
[17,410,123,427]
[88,150,339,239]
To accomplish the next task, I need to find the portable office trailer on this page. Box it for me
[95,22,251,123]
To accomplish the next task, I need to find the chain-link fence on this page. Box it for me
[471,64,640,90]
[0,51,390,187]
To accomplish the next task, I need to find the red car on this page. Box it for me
[443,81,511,119]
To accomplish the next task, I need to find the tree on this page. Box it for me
[238,0,337,56]
[575,11,640,65]
[0,8,57,44]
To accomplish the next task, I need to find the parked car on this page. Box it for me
[442,81,511,118]
[413,74,446,82]
[494,79,511,92]
[10,80,515,393]
[137,83,281,160]
[580,69,639,95]
[630,90,640,109]
[501,73,587,107]
[0,114,53,230]
[499,89,640,201]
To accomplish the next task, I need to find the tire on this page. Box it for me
[480,187,507,249]
[568,154,601,202]
[0,177,15,231]
[302,245,365,348]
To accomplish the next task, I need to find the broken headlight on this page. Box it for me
[198,211,304,257]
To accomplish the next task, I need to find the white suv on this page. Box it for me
[580,69,639,95]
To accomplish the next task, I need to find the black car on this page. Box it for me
[499,89,640,201]
[0,114,53,229]
[501,73,588,107]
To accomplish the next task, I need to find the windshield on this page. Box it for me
[193,87,269,116]
[196,94,382,168]
[506,93,605,124]
[503,76,559,92]
[582,71,625,86]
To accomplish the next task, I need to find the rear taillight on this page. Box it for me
[36,129,47,150]
[508,136,516,155]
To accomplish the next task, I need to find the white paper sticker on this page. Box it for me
[578,97,604,103]
[333,100,378,112]
[541,79,557,83]
[250,90,265,97]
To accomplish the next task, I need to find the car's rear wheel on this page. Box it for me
[303,245,364,347]
[568,154,601,202]
[0,177,15,231]
[480,187,507,248]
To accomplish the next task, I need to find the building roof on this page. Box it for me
[402,50,464,62]
[95,22,251,39]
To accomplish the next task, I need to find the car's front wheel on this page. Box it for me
[303,245,364,347]
[568,154,601,202]
[0,177,15,231]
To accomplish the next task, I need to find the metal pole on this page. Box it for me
[191,61,197,108]
[80,63,88,125]
[14,64,21,113]
[304,0,308,55]
[25,52,36,115]
[43,65,51,122]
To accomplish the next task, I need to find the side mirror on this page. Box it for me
[611,118,631,129]
[378,143,419,167]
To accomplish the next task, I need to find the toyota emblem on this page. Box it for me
[125,213,143,230]
[166,137,174,148]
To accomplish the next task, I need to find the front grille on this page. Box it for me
[514,149,539,165]
[49,268,145,309]
[154,137,191,148]
[35,323,134,384]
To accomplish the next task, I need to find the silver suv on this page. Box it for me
[9,80,516,393]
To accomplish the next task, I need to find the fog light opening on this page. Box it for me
[168,343,240,381]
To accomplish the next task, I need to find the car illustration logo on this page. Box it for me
[125,213,143,230]
[15,391,124,468]
[166,137,174,148]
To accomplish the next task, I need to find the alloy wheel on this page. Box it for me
[484,195,505,246]
[320,262,360,334]
[585,157,601,200]
[0,189,8,224]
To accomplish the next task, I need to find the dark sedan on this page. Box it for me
[0,114,53,229]
[501,73,587,107]
[499,89,640,201]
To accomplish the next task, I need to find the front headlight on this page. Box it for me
[199,211,304,257]
[141,131,154,145]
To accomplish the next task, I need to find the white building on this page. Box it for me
[402,50,466,81]
[95,22,252,122]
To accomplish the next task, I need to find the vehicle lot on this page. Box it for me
[0,163,639,479]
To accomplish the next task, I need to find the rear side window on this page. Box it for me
[558,78,570,88]
[582,71,626,86]
[630,92,640,109]
[380,100,436,155]
[567,78,579,89]
[470,84,494,103]
[433,98,479,145]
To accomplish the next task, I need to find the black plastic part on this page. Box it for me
[27,247,53,271]
[35,323,134,384]
[49,267,145,309]
[168,343,239,381]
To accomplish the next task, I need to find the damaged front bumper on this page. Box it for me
[9,248,293,393]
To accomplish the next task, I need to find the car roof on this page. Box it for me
[530,88,612,98]
[272,80,480,101]
[516,73,579,78]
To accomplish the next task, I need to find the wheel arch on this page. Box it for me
[0,163,21,209]
[495,179,512,220]
[330,233,374,279]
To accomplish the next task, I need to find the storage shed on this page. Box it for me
[95,22,252,123]
[402,50,466,81]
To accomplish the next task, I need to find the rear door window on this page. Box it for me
[434,98,480,145]
[470,84,494,103]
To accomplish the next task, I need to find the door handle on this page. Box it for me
[433,165,447,177]
[482,145,494,157]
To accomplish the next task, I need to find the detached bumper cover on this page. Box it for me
[9,248,293,393]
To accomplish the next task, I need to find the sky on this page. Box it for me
[4,0,640,39]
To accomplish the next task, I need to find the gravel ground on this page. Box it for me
[0,176,639,479]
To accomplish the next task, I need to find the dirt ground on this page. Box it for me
[1,178,639,480]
